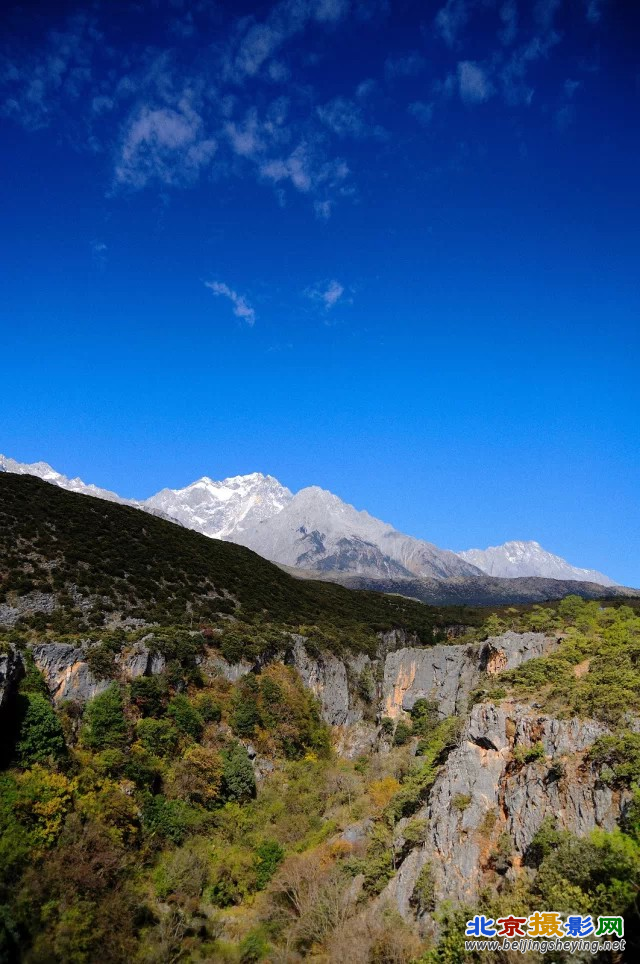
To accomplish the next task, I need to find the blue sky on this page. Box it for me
[1,0,639,584]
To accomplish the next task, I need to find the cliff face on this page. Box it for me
[380,631,555,719]
[24,640,166,704]
[8,628,554,722]
[381,701,629,925]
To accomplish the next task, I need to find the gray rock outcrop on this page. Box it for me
[381,700,629,922]
[380,631,555,719]
[29,640,166,704]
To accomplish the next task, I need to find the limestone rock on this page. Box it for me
[380,632,555,720]
[384,700,631,918]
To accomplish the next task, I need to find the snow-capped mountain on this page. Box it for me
[143,473,292,539]
[230,485,482,580]
[458,540,615,587]
[1,454,618,586]
[0,454,131,505]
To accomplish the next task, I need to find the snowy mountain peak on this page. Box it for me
[458,540,615,587]
[143,472,293,539]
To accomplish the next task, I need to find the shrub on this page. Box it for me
[230,678,261,738]
[411,862,435,914]
[452,793,471,812]
[194,692,221,723]
[170,745,224,807]
[357,665,376,703]
[81,685,127,750]
[589,732,640,785]
[410,699,439,736]
[514,741,545,765]
[154,842,209,900]
[254,840,285,890]
[380,717,394,736]
[16,694,66,765]
[130,676,166,717]
[166,694,204,741]
[222,743,256,802]
[136,718,180,757]
[141,795,200,844]
[393,721,412,746]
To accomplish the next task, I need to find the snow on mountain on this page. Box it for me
[0,454,132,505]
[230,485,482,580]
[458,540,615,587]
[143,473,293,539]
[1,454,618,586]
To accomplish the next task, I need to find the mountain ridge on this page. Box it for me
[0,454,619,587]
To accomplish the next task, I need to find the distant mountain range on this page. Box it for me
[459,540,615,587]
[0,454,619,588]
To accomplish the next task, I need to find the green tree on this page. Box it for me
[254,840,285,890]
[81,685,128,750]
[222,743,256,802]
[393,720,413,746]
[166,694,203,740]
[17,694,66,765]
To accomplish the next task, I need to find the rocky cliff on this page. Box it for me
[380,700,629,928]
[2,628,554,722]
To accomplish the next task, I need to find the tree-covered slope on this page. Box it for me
[0,472,472,643]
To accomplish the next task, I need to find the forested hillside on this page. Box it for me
[0,473,479,644]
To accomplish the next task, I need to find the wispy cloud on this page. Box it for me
[318,96,367,138]
[221,0,350,84]
[499,0,518,45]
[0,12,100,131]
[434,0,473,47]
[260,141,349,197]
[115,100,217,189]
[306,278,345,310]
[458,61,494,104]
[0,0,612,215]
[205,281,256,326]
[90,239,108,269]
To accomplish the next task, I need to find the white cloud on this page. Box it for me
[90,239,107,269]
[0,2,357,215]
[435,0,472,47]
[458,61,494,104]
[114,100,217,189]
[0,12,100,131]
[306,278,345,309]
[223,0,350,84]
[499,0,518,45]
[499,28,561,105]
[205,281,256,326]
[314,199,333,219]
[260,141,349,195]
[533,0,562,30]
[317,96,366,137]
